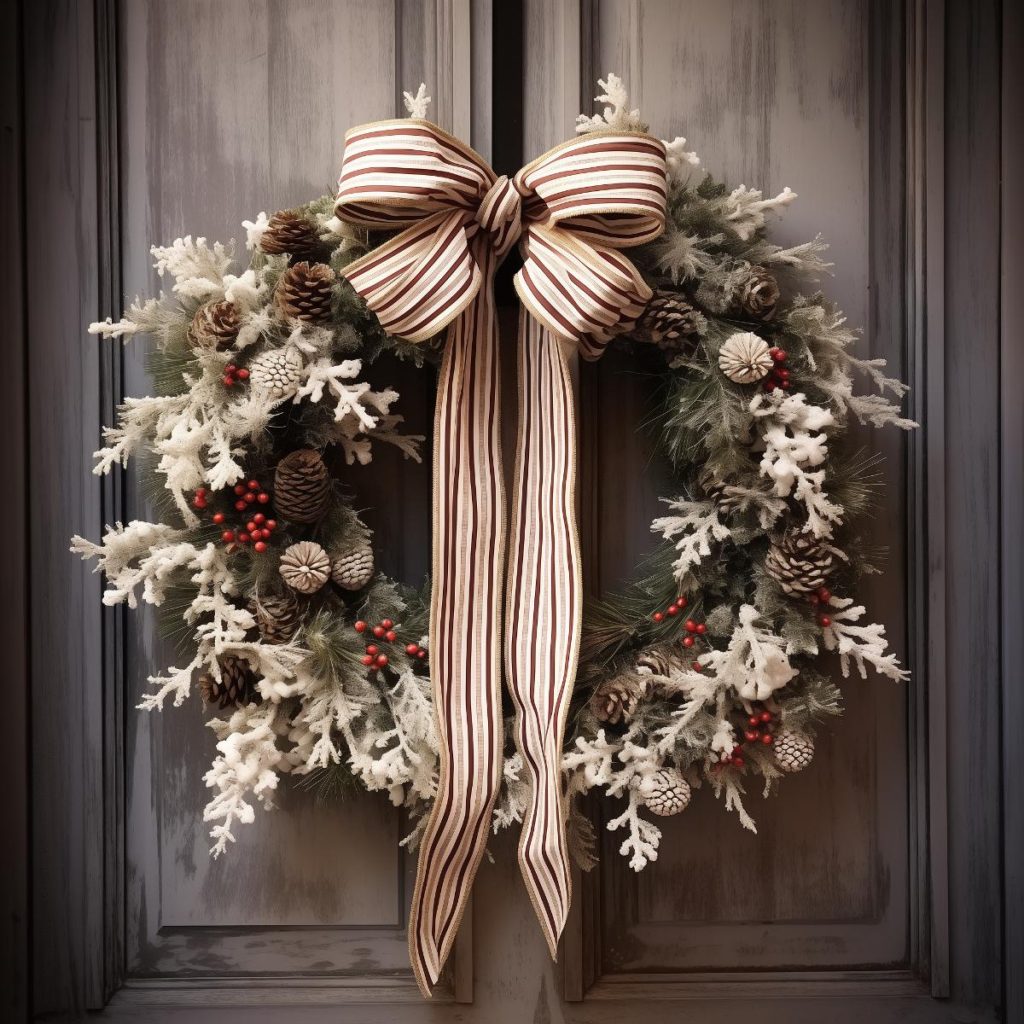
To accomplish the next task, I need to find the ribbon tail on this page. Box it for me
[505,309,582,958]
[407,261,506,997]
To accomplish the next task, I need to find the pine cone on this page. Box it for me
[633,290,704,359]
[251,590,302,644]
[773,729,815,772]
[590,675,644,724]
[699,468,747,517]
[274,449,331,524]
[764,533,834,596]
[188,300,241,351]
[259,210,326,262]
[279,540,331,594]
[737,267,780,321]
[248,346,303,400]
[198,655,258,710]
[639,767,692,816]
[331,542,375,591]
[275,261,336,323]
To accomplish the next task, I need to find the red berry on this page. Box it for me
[354,621,367,633]
[365,644,379,656]
[759,711,772,723]
[361,654,374,666]
[372,625,386,638]
[817,587,832,602]
[385,630,397,643]
[749,715,760,726]
[225,365,237,374]
[248,480,260,491]
[732,745,743,756]
[762,734,774,745]
[676,596,688,608]
[381,619,394,630]
[222,375,235,387]
[683,636,695,648]
[195,487,207,498]
[731,755,745,767]
[246,521,257,532]
[779,380,791,389]
[234,499,247,511]
[212,512,225,525]
[375,654,389,668]
[253,541,267,553]
[692,661,703,671]
[257,492,270,504]
[808,594,820,605]
[652,612,664,622]
[244,492,256,504]
[260,528,271,540]
[819,615,832,628]
[666,605,679,616]
[695,623,707,634]
[771,348,787,362]
[238,532,250,543]
[685,619,697,633]
[764,381,777,392]
[253,513,266,525]
[221,530,235,543]
[745,730,759,742]
[406,643,419,655]
[417,649,427,659]
[236,368,250,380]
[266,519,277,531]
[234,484,246,496]
[193,496,207,509]
[778,368,790,379]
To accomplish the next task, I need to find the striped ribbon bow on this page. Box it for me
[335,119,666,995]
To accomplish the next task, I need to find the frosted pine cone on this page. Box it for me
[773,729,814,772]
[199,655,258,710]
[279,541,331,594]
[259,210,326,262]
[589,675,644,724]
[273,449,331,524]
[718,331,773,383]
[639,767,692,816]
[633,290,704,359]
[248,346,303,400]
[699,468,747,517]
[250,590,302,644]
[188,299,241,351]
[331,543,375,591]
[737,266,780,321]
[764,533,833,596]
[275,261,336,323]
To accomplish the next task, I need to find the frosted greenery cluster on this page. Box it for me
[72,76,914,868]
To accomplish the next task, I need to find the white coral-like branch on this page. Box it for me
[403,83,431,120]
[651,498,732,584]
[723,185,797,241]
[576,73,648,134]
[822,597,909,681]
[151,235,234,300]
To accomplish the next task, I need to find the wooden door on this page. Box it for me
[20,1,1012,1022]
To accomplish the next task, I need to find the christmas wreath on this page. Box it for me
[74,77,914,987]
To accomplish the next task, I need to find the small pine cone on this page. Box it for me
[590,675,644,724]
[198,655,258,710]
[273,449,331,524]
[259,210,326,262]
[699,468,747,517]
[764,533,834,596]
[737,266,780,321]
[639,767,692,816]
[251,590,302,644]
[279,541,331,594]
[636,648,682,678]
[275,261,336,323]
[248,346,304,400]
[633,290,704,359]
[331,543,375,591]
[188,300,241,351]
[773,729,815,772]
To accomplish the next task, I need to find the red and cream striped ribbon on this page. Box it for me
[335,119,666,995]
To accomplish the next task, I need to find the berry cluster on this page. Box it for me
[192,481,277,552]
[354,617,428,671]
[762,347,790,392]
[651,596,709,670]
[651,594,689,622]
[222,363,250,388]
[807,585,833,628]
[724,705,776,767]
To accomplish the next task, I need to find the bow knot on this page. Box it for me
[335,117,667,997]
[473,174,522,257]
